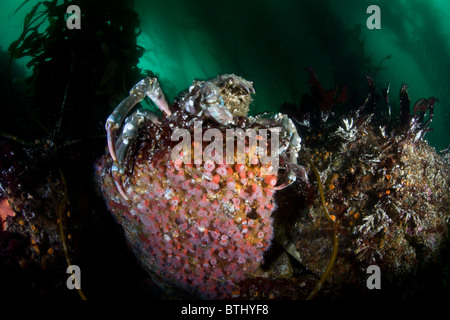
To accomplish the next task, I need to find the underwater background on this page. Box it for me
[0,0,449,300]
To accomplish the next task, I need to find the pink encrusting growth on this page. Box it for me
[97,117,280,298]
[0,198,15,231]
[98,152,276,298]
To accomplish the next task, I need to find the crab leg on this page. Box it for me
[109,109,162,201]
[106,77,170,162]
[274,159,309,191]
[282,114,301,165]
[276,114,302,189]
[111,162,130,200]
[115,109,161,167]
[253,113,302,190]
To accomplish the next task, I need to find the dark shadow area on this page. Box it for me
[0,0,159,300]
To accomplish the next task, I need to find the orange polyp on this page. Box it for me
[171,196,180,206]
[235,164,245,173]
[250,156,259,165]
[216,166,228,177]
[212,174,220,184]
[204,159,215,172]
[264,175,277,187]
[174,159,183,170]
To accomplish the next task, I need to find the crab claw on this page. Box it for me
[200,82,234,125]
[111,162,130,200]
[274,160,309,191]
[204,104,234,125]
[237,78,255,95]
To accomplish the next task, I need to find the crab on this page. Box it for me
[105,74,305,201]
[98,74,310,298]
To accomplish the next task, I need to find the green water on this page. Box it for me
[1,0,449,150]
[134,0,450,151]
